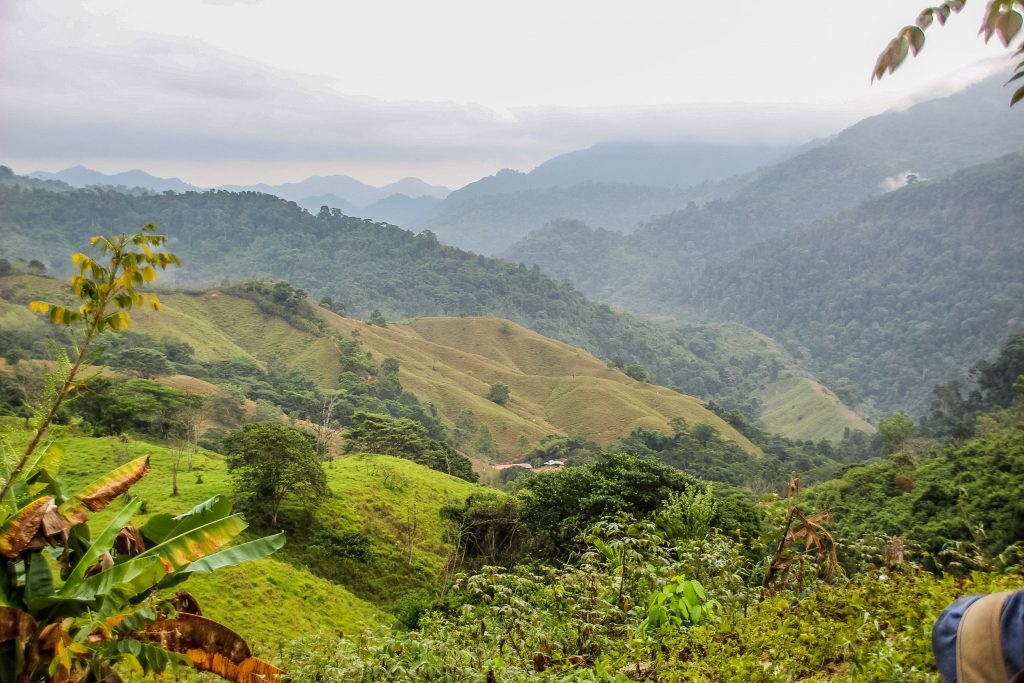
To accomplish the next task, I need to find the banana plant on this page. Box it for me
[0,226,287,681]
[0,447,285,682]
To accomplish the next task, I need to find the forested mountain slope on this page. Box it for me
[0,182,866,438]
[703,154,1024,415]
[432,75,1024,255]
[512,154,1024,416]
[416,181,721,254]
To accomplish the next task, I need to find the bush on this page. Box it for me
[486,381,510,405]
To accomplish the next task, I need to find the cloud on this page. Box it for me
[0,0,999,186]
[0,24,848,164]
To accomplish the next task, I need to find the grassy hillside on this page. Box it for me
[0,181,833,426]
[323,315,759,458]
[754,375,875,442]
[0,276,760,460]
[0,422,483,650]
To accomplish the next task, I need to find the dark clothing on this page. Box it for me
[933,589,1024,683]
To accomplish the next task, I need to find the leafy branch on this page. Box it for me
[0,225,179,507]
[874,1,1024,105]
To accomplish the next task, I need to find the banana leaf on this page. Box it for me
[31,555,166,609]
[137,514,248,573]
[60,455,150,524]
[160,533,285,589]
[140,495,232,546]
[61,499,141,591]
[183,533,285,574]
[0,497,52,558]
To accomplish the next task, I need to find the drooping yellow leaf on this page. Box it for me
[132,614,285,683]
[60,455,150,524]
[28,300,50,313]
[104,311,131,331]
[140,265,157,282]
[0,497,53,558]
[901,25,925,55]
[997,9,1024,47]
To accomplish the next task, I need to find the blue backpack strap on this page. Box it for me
[1003,590,1024,681]
[956,591,1010,683]
[935,595,986,682]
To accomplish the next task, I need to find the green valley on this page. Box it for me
[0,179,869,441]
[4,12,1024,679]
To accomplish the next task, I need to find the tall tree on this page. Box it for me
[879,412,915,454]
[222,423,329,526]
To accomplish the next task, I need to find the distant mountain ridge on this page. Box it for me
[413,141,789,253]
[220,174,450,206]
[24,167,451,220]
[28,165,197,193]
[425,74,1024,255]
[465,141,794,197]
[504,73,1024,310]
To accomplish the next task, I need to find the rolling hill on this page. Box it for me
[0,181,867,439]
[1,427,482,650]
[328,315,760,457]
[0,275,760,459]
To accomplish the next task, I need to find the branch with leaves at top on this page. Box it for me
[0,224,180,507]
[874,0,1024,105]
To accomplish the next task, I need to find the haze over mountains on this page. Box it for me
[5,73,1023,424]
[26,167,453,226]
[28,165,198,193]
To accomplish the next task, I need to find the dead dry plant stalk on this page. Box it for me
[762,476,842,596]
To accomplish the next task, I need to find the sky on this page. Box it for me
[0,0,1013,188]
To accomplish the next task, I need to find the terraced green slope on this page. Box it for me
[4,426,482,650]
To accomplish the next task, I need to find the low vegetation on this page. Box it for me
[0,222,1019,682]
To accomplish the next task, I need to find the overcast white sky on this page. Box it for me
[0,0,1013,187]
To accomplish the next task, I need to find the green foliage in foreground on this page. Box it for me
[281,513,1022,682]
[644,570,1021,683]
[806,404,1024,559]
